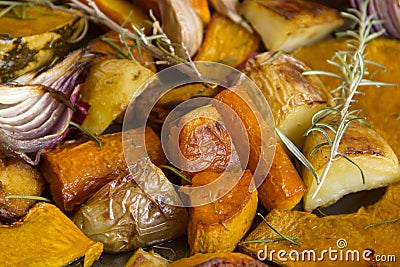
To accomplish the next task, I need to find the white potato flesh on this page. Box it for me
[302,121,400,212]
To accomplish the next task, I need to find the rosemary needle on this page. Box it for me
[6,195,51,202]
[158,165,192,184]
[364,217,400,230]
[258,212,301,246]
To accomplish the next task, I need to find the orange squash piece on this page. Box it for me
[0,202,103,267]
[187,170,258,255]
[258,142,305,210]
[214,87,305,210]
[40,127,166,213]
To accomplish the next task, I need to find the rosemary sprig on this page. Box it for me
[69,121,102,149]
[280,0,394,199]
[158,165,192,184]
[364,217,400,230]
[6,195,51,202]
[257,212,301,246]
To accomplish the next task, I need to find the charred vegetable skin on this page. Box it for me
[0,6,86,82]
[0,49,94,165]
[41,128,166,214]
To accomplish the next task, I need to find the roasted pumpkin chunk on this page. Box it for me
[187,170,258,255]
[0,202,103,267]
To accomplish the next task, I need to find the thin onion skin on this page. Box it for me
[0,49,94,165]
[348,0,400,39]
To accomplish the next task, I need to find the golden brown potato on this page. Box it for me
[239,0,344,52]
[124,248,169,267]
[168,252,268,267]
[302,120,400,212]
[187,170,258,255]
[240,182,400,267]
[293,38,400,158]
[243,52,332,149]
[0,202,103,267]
[194,13,259,67]
[86,31,156,72]
[79,58,154,135]
[0,157,44,222]
[258,143,305,210]
[41,127,167,213]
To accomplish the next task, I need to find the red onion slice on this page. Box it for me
[0,49,95,165]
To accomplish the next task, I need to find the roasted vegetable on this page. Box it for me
[213,86,275,187]
[187,170,258,255]
[258,142,305,210]
[86,31,157,72]
[239,0,344,52]
[77,0,150,33]
[243,52,333,149]
[158,0,203,58]
[168,252,268,267]
[0,5,86,82]
[170,105,240,177]
[302,120,400,212]
[41,127,166,213]
[73,160,188,254]
[0,202,103,267]
[209,0,253,32]
[194,13,259,67]
[124,248,169,267]
[188,0,211,25]
[240,182,400,267]
[0,157,44,222]
[80,58,154,135]
[293,38,400,157]
[0,49,94,165]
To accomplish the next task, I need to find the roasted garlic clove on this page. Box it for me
[158,0,203,58]
[209,0,253,32]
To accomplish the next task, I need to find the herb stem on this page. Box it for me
[364,217,400,230]
[258,212,301,246]
[158,165,192,184]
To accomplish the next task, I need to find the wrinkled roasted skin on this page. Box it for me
[73,159,188,254]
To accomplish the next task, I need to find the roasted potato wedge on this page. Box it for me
[168,252,268,267]
[0,157,44,222]
[124,248,169,267]
[80,58,154,135]
[187,170,258,255]
[239,0,344,52]
[243,52,333,148]
[41,127,166,213]
[194,13,259,67]
[293,38,400,158]
[86,31,157,72]
[302,120,400,212]
[73,161,188,254]
[240,182,400,267]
